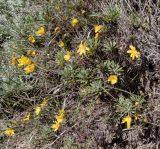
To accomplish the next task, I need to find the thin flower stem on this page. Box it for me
[108,87,134,95]
[101,87,116,100]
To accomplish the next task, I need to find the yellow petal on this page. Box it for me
[35,27,45,36]
[107,75,118,85]
[24,63,35,74]
[58,108,65,116]
[4,128,15,137]
[129,45,136,51]
[127,46,141,60]
[18,55,32,67]
[64,51,71,61]
[21,113,31,123]
[127,49,132,54]
[35,106,41,115]
[40,98,48,108]
[28,35,36,43]
[55,115,64,123]
[59,41,65,48]
[71,18,79,27]
[51,122,60,132]
[122,116,132,129]
[94,25,103,33]
[77,41,90,56]
[31,51,36,57]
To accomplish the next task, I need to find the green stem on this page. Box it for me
[108,87,134,95]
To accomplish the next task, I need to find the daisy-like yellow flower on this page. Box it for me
[51,122,60,132]
[4,128,15,137]
[35,106,41,115]
[122,115,132,129]
[64,51,71,61]
[94,25,103,39]
[54,26,61,33]
[107,74,118,85]
[18,55,32,67]
[58,41,65,48]
[24,63,35,74]
[77,41,90,56]
[55,115,64,123]
[11,53,17,65]
[21,113,31,123]
[94,25,103,34]
[35,27,45,36]
[28,35,36,43]
[71,18,79,27]
[127,45,141,60]
[40,98,48,108]
[27,50,36,57]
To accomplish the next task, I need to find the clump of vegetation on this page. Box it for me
[0,0,160,148]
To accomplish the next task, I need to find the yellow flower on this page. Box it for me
[127,45,141,60]
[27,50,36,57]
[51,122,60,132]
[40,98,48,108]
[54,26,61,33]
[55,115,64,123]
[58,41,65,48]
[21,113,31,123]
[122,115,132,129]
[77,41,90,56]
[107,74,118,85]
[71,18,79,27]
[24,63,35,74]
[64,51,71,61]
[18,55,32,67]
[35,27,45,36]
[35,106,41,115]
[28,35,36,43]
[4,128,15,137]
[58,108,65,116]
[11,53,17,65]
[94,25,103,33]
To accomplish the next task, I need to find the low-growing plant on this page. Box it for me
[129,13,142,28]
[0,0,156,148]
[103,40,118,52]
[80,80,103,97]
[87,38,100,54]
[103,60,123,75]
[102,4,120,23]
